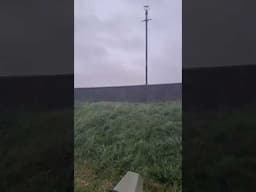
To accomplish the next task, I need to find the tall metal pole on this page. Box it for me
[143,5,151,86]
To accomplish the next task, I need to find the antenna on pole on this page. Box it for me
[142,5,151,86]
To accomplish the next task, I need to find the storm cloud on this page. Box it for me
[75,0,181,88]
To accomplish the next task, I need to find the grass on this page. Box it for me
[74,101,182,192]
[0,109,73,192]
[184,105,256,192]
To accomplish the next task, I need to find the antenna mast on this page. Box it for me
[142,5,151,85]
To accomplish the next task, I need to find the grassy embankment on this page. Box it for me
[0,109,73,192]
[184,105,256,192]
[75,102,182,192]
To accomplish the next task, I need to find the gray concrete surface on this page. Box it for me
[112,171,143,192]
[75,83,181,103]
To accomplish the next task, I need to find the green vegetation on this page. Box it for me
[0,109,73,192]
[184,105,256,192]
[75,102,182,192]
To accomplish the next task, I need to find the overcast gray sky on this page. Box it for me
[75,0,181,88]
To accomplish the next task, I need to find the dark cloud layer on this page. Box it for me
[183,0,256,68]
[0,1,73,76]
